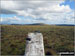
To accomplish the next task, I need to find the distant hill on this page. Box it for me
[55,24,75,26]
[26,23,48,25]
[10,23,48,26]
[1,23,75,26]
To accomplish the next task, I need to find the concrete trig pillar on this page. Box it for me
[25,31,45,56]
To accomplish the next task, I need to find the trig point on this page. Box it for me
[25,31,45,56]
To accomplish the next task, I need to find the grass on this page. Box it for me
[1,25,74,55]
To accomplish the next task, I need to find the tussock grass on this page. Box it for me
[1,25,74,55]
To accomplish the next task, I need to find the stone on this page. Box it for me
[25,32,45,56]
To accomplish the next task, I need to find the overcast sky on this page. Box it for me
[0,0,75,24]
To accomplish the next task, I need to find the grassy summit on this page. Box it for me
[1,25,74,55]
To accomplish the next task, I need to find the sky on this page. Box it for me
[0,0,75,24]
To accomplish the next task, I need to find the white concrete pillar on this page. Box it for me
[25,32,45,56]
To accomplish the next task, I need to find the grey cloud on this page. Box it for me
[1,0,64,14]
[0,9,17,14]
[1,0,62,10]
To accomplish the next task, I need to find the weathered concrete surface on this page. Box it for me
[25,32,45,56]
